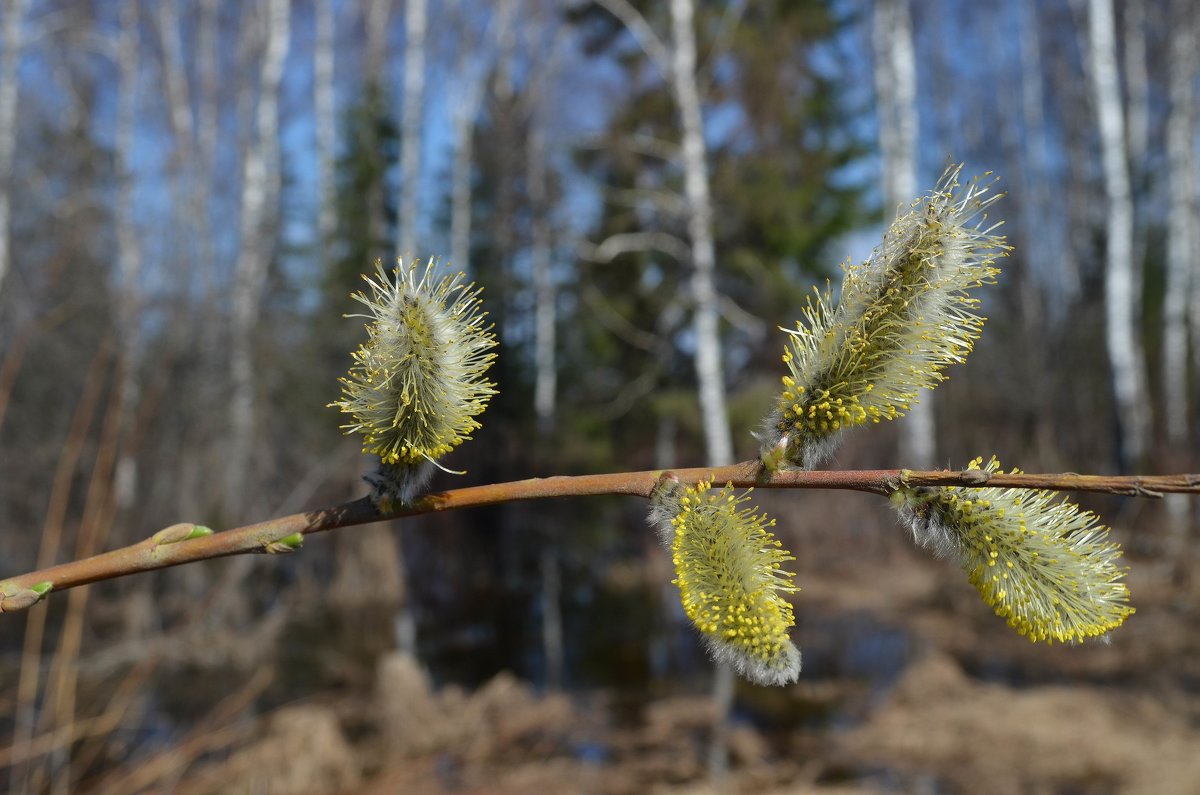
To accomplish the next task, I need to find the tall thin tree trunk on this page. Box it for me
[450,0,512,273]
[539,545,564,690]
[194,0,221,361]
[113,0,142,514]
[1088,0,1151,467]
[398,0,427,258]
[669,0,732,469]
[449,83,479,272]
[1124,0,1148,324]
[1124,0,1149,178]
[10,344,110,795]
[156,0,197,315]
[529,112,563,687]
[0,0,29,298]
[1163,0,1196,551]
[449,75,482,272]
[873,0,930,468]
[529,125,556,434]
[1019,0,1077,311]
[669,0,736,785]
[135,0,195,516]
[363,0,391,260]
[227,0,291,517]
[315,0,337,255]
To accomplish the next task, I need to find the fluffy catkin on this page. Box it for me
[333,259,497,504]
[890,457,1134,643]
[648,478,801,686]
[758,165,1008,470]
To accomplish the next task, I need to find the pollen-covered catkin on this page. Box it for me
[758,164,1008,470]
[332,259,497,504]
[890,457,1134,643]
[648,477,801,686]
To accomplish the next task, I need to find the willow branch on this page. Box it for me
[3,462,1198,613]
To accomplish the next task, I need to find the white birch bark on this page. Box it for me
[227,0,291,515]
[1019,0,1078,309]
[448,69,484,272]
[1164,0,1197,545]
[1124,0,1149,179]
[1088,0,1151,465]
[398,0,427,259]
[315,0,337,253]
[1124,0,1148,319]
[155,0,200,309]
[363,0,391,259]
[0,0,29,298]
[449,0,513,273]
[156,0,192,159]
[669,0,733,469]
[529,124,557,432]
[669,0,736,782]
[196,0,219,312]
[873,0,930,467]
[1164,0,1195,447]
[198,0,219,179]
[365,0,391,79]
[113,0,142,511]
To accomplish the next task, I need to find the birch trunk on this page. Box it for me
[398,0,427,259]
[1164,0,1195,447]
[450,0,513,273]
[364,0,391,260]
[530,116,563,689]
[449,70,484,272]
[113,0,142,512]
[1087,0,1151,465]
[1124,0,1148,321]
[873,0,930,467]
[0,0,29,298]
[156,0,192,161]
[195,0,220,355]
[365,0,391,79]
[227,0,291,516]
[669,0,735,783]
[1124,0,1149,179]
[1164,0,1196,546]
[315,0,337,253]
[155,0,198,312]
[669,0,732,469]
[1020,0,1077,309]
[529,124,557,433]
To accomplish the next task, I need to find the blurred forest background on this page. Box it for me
[1,0,1198,792]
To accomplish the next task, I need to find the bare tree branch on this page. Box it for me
[592,0,671,79]
[584,231,692,264]
[2,463,1197,614]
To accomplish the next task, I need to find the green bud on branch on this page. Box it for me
[0,580,53,612]
[151,523,214,546]
[263,533,305,554]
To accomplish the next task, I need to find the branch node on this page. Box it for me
[151,523,214,547]
[262,532,305,554]
[960,468,991,485]
[1129,485,1164,499]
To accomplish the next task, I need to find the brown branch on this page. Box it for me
[2,462,1198,613]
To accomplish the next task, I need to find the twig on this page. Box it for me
[2,462,1198,612]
